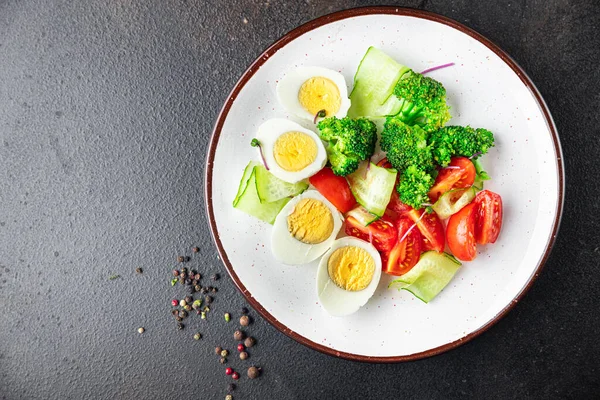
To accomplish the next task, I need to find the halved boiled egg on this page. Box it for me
[316,237,382,317]
[255,119,327,184]
[277,67,351,121]
[271,190,343,265]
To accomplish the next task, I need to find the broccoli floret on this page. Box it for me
[393,70,451,132]
[380,116,434,172]
[397,166,435,209]
[317,116,377,176]
[429,126,495,167]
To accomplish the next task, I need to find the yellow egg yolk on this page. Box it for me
[273,131,318,172]
[287,198,334,244]
[327,246,375,291]
[298,77,341,117]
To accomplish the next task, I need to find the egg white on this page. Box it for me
[271,190,343,265]
[255,118,327,184]
[316,237,382,317]
[276,66,351,122]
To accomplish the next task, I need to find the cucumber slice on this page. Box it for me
[432,187,476,219]
[233,162,290,224]
[348,47,411,118]
[389,251,461,303]
[346,205,379,226]
[254,165,308,203]
[346,161,397,217]
[233,161,261,207]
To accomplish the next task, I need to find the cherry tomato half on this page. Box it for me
[382,217,422,276]
[446,202,478,261]
[345,216,397,253]
[406,208,445,253]
[428,157,476,202]
[474,190,503,244]
[309,167,356,214]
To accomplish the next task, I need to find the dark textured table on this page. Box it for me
[1,1,599,399]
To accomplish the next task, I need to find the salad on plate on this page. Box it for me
[232,47,503,317]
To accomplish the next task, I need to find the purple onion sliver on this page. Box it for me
[469,151,483,160]
[398,210,426,244]
[420,62,455,75]
[258,147,269,170]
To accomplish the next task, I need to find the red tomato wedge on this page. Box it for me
[382,217,422,276]
[376,157,393,169]
[428,157,476,202]
[406,209,445,253]
[309,167,356,213]
[474,190,503,244]
[446,202,478,261]
[345,216,397,253]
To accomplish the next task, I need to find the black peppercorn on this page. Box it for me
[228,383,236,392]
[200,287,208,294]
[135,267,143,274]
[234,330,245,341]
[205,296,213,304]
[177,256,185,263]
[241,307,249,315]
[244,337,256,348]
[211,287,218,294]
[185,279,192,286]
[179,277,185,285]
[192,279,198,286]
[177,322,184,330]
[247,366,260,379]
[171,310,179,316]
[184,296,193,304]
[212,273,220,281]
[180,267,187,274]
[179,310,188,318]
[192,247,200,253]
[175,316,183,322]
[194,285,202,292]
[220,357,227,364]
[184,304,192,312]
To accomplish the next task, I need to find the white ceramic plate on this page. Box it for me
[206,8,564,362]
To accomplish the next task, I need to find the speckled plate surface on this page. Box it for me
[206,7,563,362]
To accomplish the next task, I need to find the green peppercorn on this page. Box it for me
[201,312,206,320]
[224,313,231,322]
[184,304,192,312]
[244,337,256,348]
[193,332,201,340]
[192,299,203,309]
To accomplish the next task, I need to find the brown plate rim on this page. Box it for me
[204,6,565,363]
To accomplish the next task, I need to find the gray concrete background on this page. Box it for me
[1,0,599,399]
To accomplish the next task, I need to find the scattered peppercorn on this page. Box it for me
[192,279,199,286]
[244,337,256,348]
[220,357,227,364]
[215,346,223,355]
[192,299,202,309]
[224,313,231,322]
[193,333,202,340]
[212,273,220,281]
[205,296,213,304]
[171,299,179,307]
[239,351,248,360]
[194,285,202,292]
[196,310,202,315]
[185,256,191,262]
[192,247,200,253]
[241,307,249,315]
[194,273,201,280]
[228,383,236,392]
[200,287,208,294]
[225,395,233,400]
[179,310,188,318]
[177,322,184,330]
[247,366,260,379]
[232,372,239,380]
[184,296,193,303]
[171,310,179,316]
[173,269,180,277]
[201,312,206,320]
[188,271,195,279]
[180,267,188,275]
[137,327,145,334]
[234,330,245,341]
[175,316,183,322]
[184,304,192,312]
[221,349,229,357]
[185,279,192,286]
[225,367,233,375]
[237,343,245,352]
[239,315,250,326]
[178,277,185,285]
[177,256,185,263]
[135,267,143,274]
[211,287,218,294]
[179,300,187,307]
